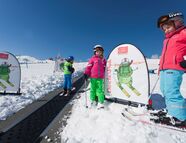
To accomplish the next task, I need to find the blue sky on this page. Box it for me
[0,0,186,61]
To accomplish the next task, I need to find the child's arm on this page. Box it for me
[84,58,93,76]
[179,29,186,68]
[103,58,107,71]
[68,66,75,73]
[60,62,64,71]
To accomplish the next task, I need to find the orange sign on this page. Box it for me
[118,46,128,54]
[0,53,9,59]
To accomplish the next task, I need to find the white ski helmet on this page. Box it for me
[93,45,104,52]
[157,12,184,29]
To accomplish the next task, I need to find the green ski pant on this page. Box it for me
[90,78,104,103]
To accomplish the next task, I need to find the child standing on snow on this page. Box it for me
[157,12,186,123]
[62,56,75,95]
[84,45,106,108]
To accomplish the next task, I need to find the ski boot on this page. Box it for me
[65,89,72,96]
[90,101,98,108]
[150,110,167,117]
[151,115,186,127]
[59,89,67,96]
[97,103,104,109]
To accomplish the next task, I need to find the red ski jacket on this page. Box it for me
[159,26,186,71]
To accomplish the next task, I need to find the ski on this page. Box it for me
[124,107,149,116]
[121,108,186,133]
[59,91,67,96]
[64,87,76,96]
[124,107,167,117]
[59,87,76,96]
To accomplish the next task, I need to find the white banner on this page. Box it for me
[0,52,21,94]
[54,58,64,73]
[105,44,150,104]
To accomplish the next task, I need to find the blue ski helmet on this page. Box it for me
[67,56,74,62]
[157,12,184,29]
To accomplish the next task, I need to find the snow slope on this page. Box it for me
[0,57,186,143]
[16,55,47,64]
[0,56,85,120]
[60,59,186,143]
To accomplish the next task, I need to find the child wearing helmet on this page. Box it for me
[62,56,75,95]
[157,12,186,124]
[84,45,106,109]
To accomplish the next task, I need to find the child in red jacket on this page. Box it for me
[157,12,186,124]
[84,45,106,109]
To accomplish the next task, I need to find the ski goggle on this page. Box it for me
[157,15,170,28]
[94,47,104,52]
[157,12,184,28]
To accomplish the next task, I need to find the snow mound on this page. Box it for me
[16,55,47,64]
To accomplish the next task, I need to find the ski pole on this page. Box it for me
[147,76,160,110]
[84,78,88,108]
[149,76,160,97]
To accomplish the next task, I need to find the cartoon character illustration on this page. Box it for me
[0,62,14,89]
[114,58,141,97]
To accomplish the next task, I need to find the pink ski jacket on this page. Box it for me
[84,55,106,79]
[159,26,186,71]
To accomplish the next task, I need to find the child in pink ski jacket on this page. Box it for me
[84,45,106,108]
[157,12,186,123]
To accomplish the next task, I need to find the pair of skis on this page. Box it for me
[121,107,186,133]
[59,87,76,96]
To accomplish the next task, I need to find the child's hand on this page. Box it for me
[180,60,186,68]
[71,67,75,73]
[84,74,89,81]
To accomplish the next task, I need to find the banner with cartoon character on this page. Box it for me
[105,44,150,105]
[0,52,21,94]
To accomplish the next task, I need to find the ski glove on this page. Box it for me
[71,67,75,73]
[84,74,89,81]
[68,66,75,73]
[180,60,186,68]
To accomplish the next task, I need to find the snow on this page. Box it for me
[16,55,48,64]
[0,57,186,142]
[0,56,85,120]
[60,58,186,143]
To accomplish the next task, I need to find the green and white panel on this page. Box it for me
[0,52,21,94]
[105,44,150,104]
